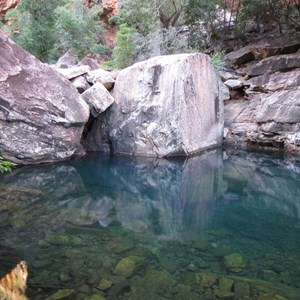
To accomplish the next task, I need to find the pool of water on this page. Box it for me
[0,148,300,300]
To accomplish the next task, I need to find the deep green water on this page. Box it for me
[0,149,300,300]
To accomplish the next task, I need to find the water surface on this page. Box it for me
[0,149,300,299]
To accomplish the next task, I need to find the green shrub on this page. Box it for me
[3,0,63,62]
[210,51,225,70]
[108,23,138,69]
[54,0,107,60]
[0,156,16,173]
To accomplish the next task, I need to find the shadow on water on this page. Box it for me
[0,148,300,299]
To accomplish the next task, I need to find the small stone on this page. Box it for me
[59,273,71,282]
[86,68,115,89]
[98,279,112,291]
[187,263,197,272]
[280,270,291,285]
[219,277,234,292]
[225,79,244,89]
[224,253,246,273]
[56,65,90,80]
[113,256,144,278]
[234,281,251,298]
[45,289,76,300]
[196,272,218,289]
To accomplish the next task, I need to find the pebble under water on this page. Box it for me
[0,148,300,300]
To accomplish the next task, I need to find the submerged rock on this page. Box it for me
[0,30,89,164]
[108,53,224,157]
[224,253,246,273]
[113,256,144,278]
[45,289,76,300]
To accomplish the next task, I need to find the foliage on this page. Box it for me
[108,23,138,69]
[0,157,16,173]
[54,0,107,60]
[184,0,300,50]
[210,51,225,70]
[3,0,63,62]
[2,0,107,62]
[184,0,222,50]
[110,0,189,68]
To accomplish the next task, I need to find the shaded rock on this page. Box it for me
[224,253,246,273]
[86,68,115,89]
[81,82,115,117]
[225,79,244,89]
[0,31,89,164]
[224,86,300,153]
[250,38,300,60]
[45,289,76,300]
[108,53,224,157]
[78,57,100,70]
[248,70,300,92]
[224,46,254,65]
[71,76,91,93]
[56,50,78,68]
[254,89,300,124]
[218,68,241,81]
[81,113,111,152]
[248,53,300,77]
[56,65,90,80]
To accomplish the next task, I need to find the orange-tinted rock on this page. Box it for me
[0,0,19,16]
[84,0,119,48]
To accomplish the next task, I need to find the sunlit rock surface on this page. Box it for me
[108,53,224,157]
[0,31,89,164]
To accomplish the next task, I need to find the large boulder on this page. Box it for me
[0,31,89,164]
[107,53,224,157]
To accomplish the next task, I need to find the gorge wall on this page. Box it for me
[221,38,300,153]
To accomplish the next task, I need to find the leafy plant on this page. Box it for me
[108,23,138,69]
[54,0,108,60]
[3,0,63,62]
[0,156,16,173]
[210,51,225,70]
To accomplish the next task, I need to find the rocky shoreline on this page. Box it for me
[221,38,300,154]
[1,30,299,165]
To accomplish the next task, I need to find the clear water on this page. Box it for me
[0,149,300,300]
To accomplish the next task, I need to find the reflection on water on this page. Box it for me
[0,149,300,299]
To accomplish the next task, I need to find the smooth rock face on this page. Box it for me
[55,65,90,80]
[248,53,300,76]
[108,53,224,157]
[81,82,115,117]
[86,68,115,89]
[0,31,89,164]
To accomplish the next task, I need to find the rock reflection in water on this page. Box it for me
[0,149,300,299]
[66,149,224,240]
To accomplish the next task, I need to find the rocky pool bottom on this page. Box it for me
[0,149,300,300]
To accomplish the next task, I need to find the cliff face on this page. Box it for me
[0,0,19,17]
[84,0,119,48]
[221,38,300,154]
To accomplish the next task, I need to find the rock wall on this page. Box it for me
[106,53,224,157]
[0,31,89,164]
[222,39,300,154]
